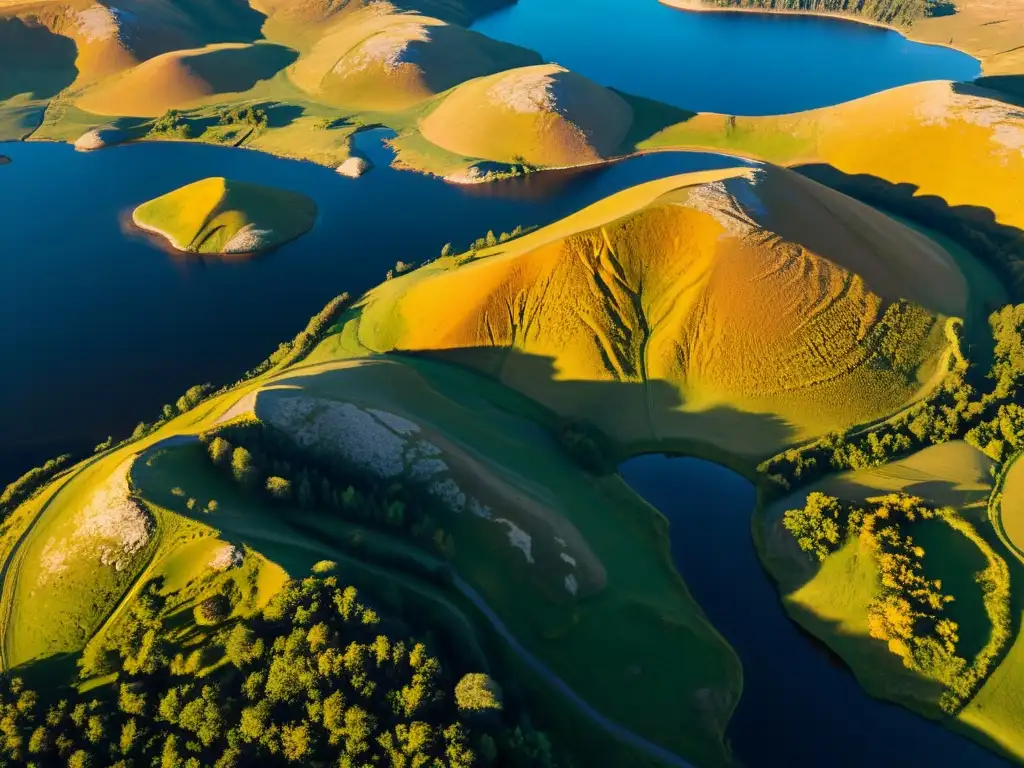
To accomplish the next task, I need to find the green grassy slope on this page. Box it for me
[132,177,317,254]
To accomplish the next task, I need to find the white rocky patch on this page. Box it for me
[496,518,533,563]
[564,573,578,596]
[410,458,447,480]
[265,397,408,478]
[406,440,442,460]
[336,23,431,76]
[469,498,492,519]
[209,543,243,571]
[683,171,763,240]
[336,156,373,178]
[39,459,151,582]
[222,224,275,254]
[75,4,123,42]
[915,86,1024,161]
[429,479,465,512]
[368,408,420,435]
[559,552,577,567]
[488,68,567,115]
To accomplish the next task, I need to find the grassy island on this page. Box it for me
[132,177,317,255]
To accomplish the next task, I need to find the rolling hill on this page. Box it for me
[312,165,967,459]
[288,8,541,111]
[76,42,296,117]
[418,63,635,167]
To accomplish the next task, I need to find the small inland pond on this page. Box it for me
[618,454,1011,766]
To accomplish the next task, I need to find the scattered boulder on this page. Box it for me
[0,155,10,166]
[336,155,373,178]
[74,126,129,151]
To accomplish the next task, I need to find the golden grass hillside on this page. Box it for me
[322,166,967,458]
[76,42,296,117]
[647,80,1024,233]
[419,63,634,167]
[132,177,317,254]
[288,7,540,111]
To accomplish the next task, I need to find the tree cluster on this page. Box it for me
[218,106,269,130]
[1,574,559,767]
[706,0,939,25]
[783,492,1010,713]
[0,454,72,521]
[150,110,192,140]
[763,306,1024,494]
[200,423,457,561]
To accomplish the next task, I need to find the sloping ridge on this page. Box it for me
[419,63,634,166]
[76,41,296,116]
[351,165,967,455]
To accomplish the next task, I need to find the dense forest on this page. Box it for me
[702,0,954,26]
[0,574,561,767]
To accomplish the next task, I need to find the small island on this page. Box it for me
[0,155,10,165]
[132,177,317,255]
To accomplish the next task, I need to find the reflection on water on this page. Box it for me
[472,0,980,115]
[0,138,747,484]
[619,454,1011,767]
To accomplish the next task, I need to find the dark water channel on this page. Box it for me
[619,455,1010,766]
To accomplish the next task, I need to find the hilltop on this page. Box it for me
[310,166,966,459]
[132,177,317,254]
[288,7,541,111]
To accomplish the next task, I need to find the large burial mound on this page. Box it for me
[338,165,967,457]
[132,177,317,254]
[76,42,296,117]
[419,63,634,167]
[289,8,541,111]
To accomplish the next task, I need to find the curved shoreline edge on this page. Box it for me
[658,0,983,68]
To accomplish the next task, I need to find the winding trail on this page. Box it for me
[450,573,696,768]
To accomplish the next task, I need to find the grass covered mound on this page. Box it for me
[132,177,316,255]
[645,80,1024,232]
[289,8,541,111]
[0,295,743,768]
[76,42,297,118]
[418,63,634,167]
[325,166,966,458]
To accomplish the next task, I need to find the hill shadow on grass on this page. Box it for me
[615,91,698,154]
[795,163,1024,305]
[389,345,797,466]
[964,76,1024,108]
[0,18,77,101]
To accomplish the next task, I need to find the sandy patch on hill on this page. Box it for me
[38,458,152,583]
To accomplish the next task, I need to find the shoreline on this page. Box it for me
[657,0,983,68]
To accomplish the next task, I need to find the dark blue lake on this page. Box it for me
[619,455,1010,767]
[0,136,747,484]
[472,0,980,114]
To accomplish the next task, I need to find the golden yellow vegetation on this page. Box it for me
[76,42,296,118]
[288,6,540,111]
[335,166,963,457]
[131,177,317,255]
[646,81,1024,233]
[419,63,634,167]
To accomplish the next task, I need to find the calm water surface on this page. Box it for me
[0,136,746,483]
[472,0,980,114]
[619,455,1010,766]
